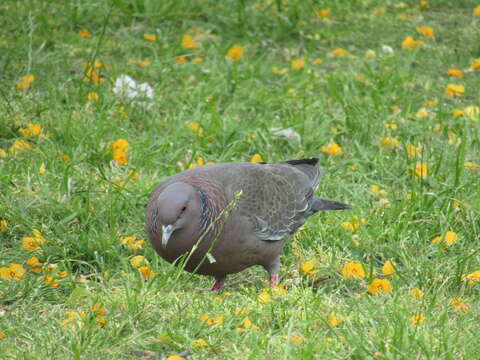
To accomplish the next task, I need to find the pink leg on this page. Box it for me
[211,277,225,292]
[269,273,279,288]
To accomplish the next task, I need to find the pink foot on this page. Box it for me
[211,278,225,292]
[269,273,279,288]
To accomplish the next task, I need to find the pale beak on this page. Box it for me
[162,224,174,248]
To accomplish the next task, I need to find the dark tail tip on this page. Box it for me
[313,197,351,211]
[284,158,319,166]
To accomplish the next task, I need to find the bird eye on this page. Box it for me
[181,205,187,212]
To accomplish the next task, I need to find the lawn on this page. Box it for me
[1,0,480,359]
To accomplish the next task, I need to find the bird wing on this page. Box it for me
[233,160,319,242]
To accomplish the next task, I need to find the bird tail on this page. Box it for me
[311,197,350,211]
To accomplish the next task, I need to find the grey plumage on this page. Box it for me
[145,158,349,290]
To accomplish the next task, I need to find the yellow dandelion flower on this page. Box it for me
[402,36,423,50]
[19,123,42,137]
[409,288,424,299]
[186,122,201,132]
[175,56,187,64]
[414,163,428,178]
[406,144,423,157]
[250,153,264,163]
[450,298,470,313]
[0,264,25,281]
[464,161,476,171]
[371,185,387,195]
[0,331,5,339]
[84,60,103,69]
[166,356,184,360]
[16,75,35,91]
[61,154,71,162]
[315,8,330,19]
[382,260,396,276]
[44,276,60,288]
[300,261,317,275]
[38,163,46,175]
[226,45,244,61]
[452,109,463,118]
[0,149,6,157]
[291,59,305,70]
[328,313,343,328]
[368,279,392,295]
[258,290,272,304]
[92,303,106,316]
[121,236,144,250]
[290,335,305,343]
[341,262,366,279]
[434,231,458,246]
[312,58,323,65]
[138,266,156,279]
[321,142,342,156]
[144,34,157,41]
[391,105,401,113]
[130,255,146,268]
[420,1,429,8]
[22,230,45,251]
[471,58,480,70]
[207,316,223,326]
[410,313,425,326]
[416,107,428,119]
[235,308,251,315]
[462,270,480,286]
[96,316,107,327]
[328,48,347,57]
[447,69,463,77]
[445,84,464,97]
[199,314,209,322]
[182,35,198,49]
[444,231,458,246]
[87,92,99,101]
[79,29,90,38]
[0,220,7,232]
[113,150,127,165]
[341,216,364,232]
[243,318,253,328]
[61,311,79,325]
[111,138,129,152]
[134,59,151,67]
[191,57,203,64]
[474,5,480,16]
[83,69,104,84]
[191,339,209,347]
[378,137,400,150]
[416,26,435,38]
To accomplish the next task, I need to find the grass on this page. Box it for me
[1,0,480,358]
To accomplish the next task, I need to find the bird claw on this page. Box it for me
[211,278,225,292]
[269,273,279,288]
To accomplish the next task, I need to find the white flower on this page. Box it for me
[136,82,154,99]
[113,74,154,108]
[271,128,301,143]
[381,45,394,55]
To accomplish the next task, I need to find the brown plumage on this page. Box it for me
[145,158,349,290]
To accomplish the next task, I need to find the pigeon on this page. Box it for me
[145,158,349,291]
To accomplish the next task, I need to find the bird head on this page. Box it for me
[154,182,199,248]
